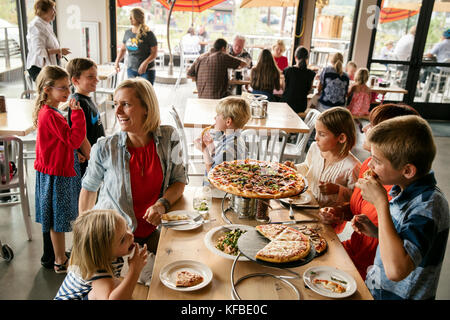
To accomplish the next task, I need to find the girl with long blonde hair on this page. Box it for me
[33,65,86,273]
[114,7,159,84]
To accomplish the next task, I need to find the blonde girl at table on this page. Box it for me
[79,78,187,254]
[295,107,360,207]
[55,209,148,300]
[33,66,86,273]
[347,68,371,118]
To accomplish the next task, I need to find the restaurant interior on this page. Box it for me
[0,0,449,301]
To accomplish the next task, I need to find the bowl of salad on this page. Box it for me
[204,224,254,261]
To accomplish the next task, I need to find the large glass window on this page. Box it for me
[310,0,358,68]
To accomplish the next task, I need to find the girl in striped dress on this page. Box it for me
[55,210,148,300]
[296,107,361,207]
[33,65,86,273]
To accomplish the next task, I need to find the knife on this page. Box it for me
[269,219,318,225]
[162,218,216,227]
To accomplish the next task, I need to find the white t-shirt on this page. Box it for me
[393,34,414,61]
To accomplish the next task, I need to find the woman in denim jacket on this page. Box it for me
[79,78,187,253]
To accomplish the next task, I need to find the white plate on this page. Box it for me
[162,210,203,231]
[204,224,254,261]
[279,192,312,206]
[303,266,357,298]
[159,260,213,292]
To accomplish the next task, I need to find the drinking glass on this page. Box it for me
[193,186,212,220]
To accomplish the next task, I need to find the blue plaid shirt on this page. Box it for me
[365,171,449,300]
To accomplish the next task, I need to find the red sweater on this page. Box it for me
[34,105,86,177]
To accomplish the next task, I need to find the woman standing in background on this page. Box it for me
[26,0,71,81]
[114,7,158,85]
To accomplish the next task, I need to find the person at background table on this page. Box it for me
[345,61,357,81]
[181,27,201,55]
[66,58,105,178]
[347,67,371,119]
[353,115,448,300]
[228,34,253,68]
[197,25,209,54]
[187,38,247,99]
[295,107,360,207]
[194,97,250,179]
[393,26,416,87]
[250,49,281,102]
[317,52,350,112]
[272,40,288,71]
[26,0,71,81]
[319,104,420,280]
[114,7,158,85]
[78,78,187,254]
[281,46,316,115]
[380,41,394,60]
[421,29,450,85]
[33,66,86,273]
[55,209,148,300]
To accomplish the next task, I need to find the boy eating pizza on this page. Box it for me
[353,115,449,300]
[194,96,250,176]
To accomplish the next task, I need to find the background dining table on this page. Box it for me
[147,186,373,300]
[0,98,35,136]
[183,98,310,134]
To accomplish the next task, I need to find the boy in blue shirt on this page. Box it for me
[353,115,449,300]
[194,97,250,177]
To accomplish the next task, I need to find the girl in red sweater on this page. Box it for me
[33,65,86,273]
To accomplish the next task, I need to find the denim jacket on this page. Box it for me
[81,126,188,232]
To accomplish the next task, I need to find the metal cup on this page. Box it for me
[0,96,6,113]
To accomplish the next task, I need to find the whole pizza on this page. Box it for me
[208,159,306,199]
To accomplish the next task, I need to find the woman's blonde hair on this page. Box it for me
[34,0,55,17]
[216,97,251,129]
[69,209,125,280]
[272,40,286,53]
[32,65,69,128]
[354,67,369,85]
[317,107,356,157]
[130,7,150,42]
[114,78,160,134]
[330,52,344,75]
[251,49,280,91]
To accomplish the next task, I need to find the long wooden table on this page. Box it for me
[183,98,310,134]
[147,187,373,300]
[0,98,35,136]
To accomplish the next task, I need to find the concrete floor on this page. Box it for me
[1,78,450,300]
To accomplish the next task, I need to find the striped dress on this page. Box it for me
[54,258,124,300]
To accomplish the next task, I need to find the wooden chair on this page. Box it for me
[281,108,321,163]
[0,136,32,240]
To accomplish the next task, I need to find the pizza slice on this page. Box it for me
[274,227,310,242]
[313,279,346,293]
[255,240,311,263]
[363,169,378,179]
[175,270,204,287]
[255,224,287,240]
[161,213,189,221]
[297,225,327,255]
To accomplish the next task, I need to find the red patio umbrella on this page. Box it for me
[156,0,227,12]
[379,7,419,24]
[117,0,143,7]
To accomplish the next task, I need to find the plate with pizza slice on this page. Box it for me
[161,210,203,231]
[204,224,254,261]
[303,266,357,298]
[159,260,213,292]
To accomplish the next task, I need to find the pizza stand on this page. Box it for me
[209,160,320,300]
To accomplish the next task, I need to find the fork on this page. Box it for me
[162,214,203,227]
[288,199,295,220]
